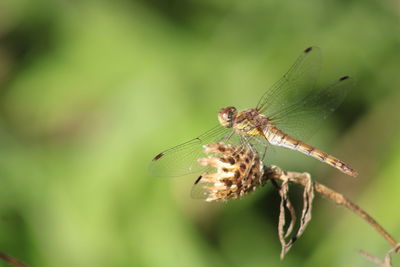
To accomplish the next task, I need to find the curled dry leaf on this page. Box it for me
[273,169,314,259]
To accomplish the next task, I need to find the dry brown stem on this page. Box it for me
[0,251,29,267]
[265,165,399,260]
[359,244,400,267]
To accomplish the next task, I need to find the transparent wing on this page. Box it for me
[256,46,353,141]
[256,46,322,119]
[149,125,233,177]
[269,76,355,140]
[190,179,213,200]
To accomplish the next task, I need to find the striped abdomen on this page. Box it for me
[263,125,358,177]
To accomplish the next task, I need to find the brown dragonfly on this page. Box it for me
[150,46,358,187]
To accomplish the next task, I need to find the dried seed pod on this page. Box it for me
[196,143,266,202]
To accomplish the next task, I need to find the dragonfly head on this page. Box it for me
[218,106,237,128]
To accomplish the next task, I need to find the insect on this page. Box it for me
[150,46,358,196]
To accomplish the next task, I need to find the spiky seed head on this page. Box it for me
[197,143,265,202]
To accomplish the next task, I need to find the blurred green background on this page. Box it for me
[0,0,399,266]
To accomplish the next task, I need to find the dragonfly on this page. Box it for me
[150,46,358,188]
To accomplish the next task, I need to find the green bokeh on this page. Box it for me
[0,0,399,266]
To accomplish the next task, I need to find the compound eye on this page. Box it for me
[228,107,237,119]
[218,106,236,128]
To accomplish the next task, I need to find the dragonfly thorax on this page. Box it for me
[219,106,267,136]
[233,108,267,136]
[218,106,237,128]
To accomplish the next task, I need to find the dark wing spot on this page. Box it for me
[153,153,164,161]
[194,176,202,185]
[339,76,349,81]
[304,47,313,53]
[222,168,229,173]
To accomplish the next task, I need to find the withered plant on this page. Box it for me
[197,143,399,266]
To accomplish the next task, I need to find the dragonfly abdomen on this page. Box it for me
[264,126,358,177]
